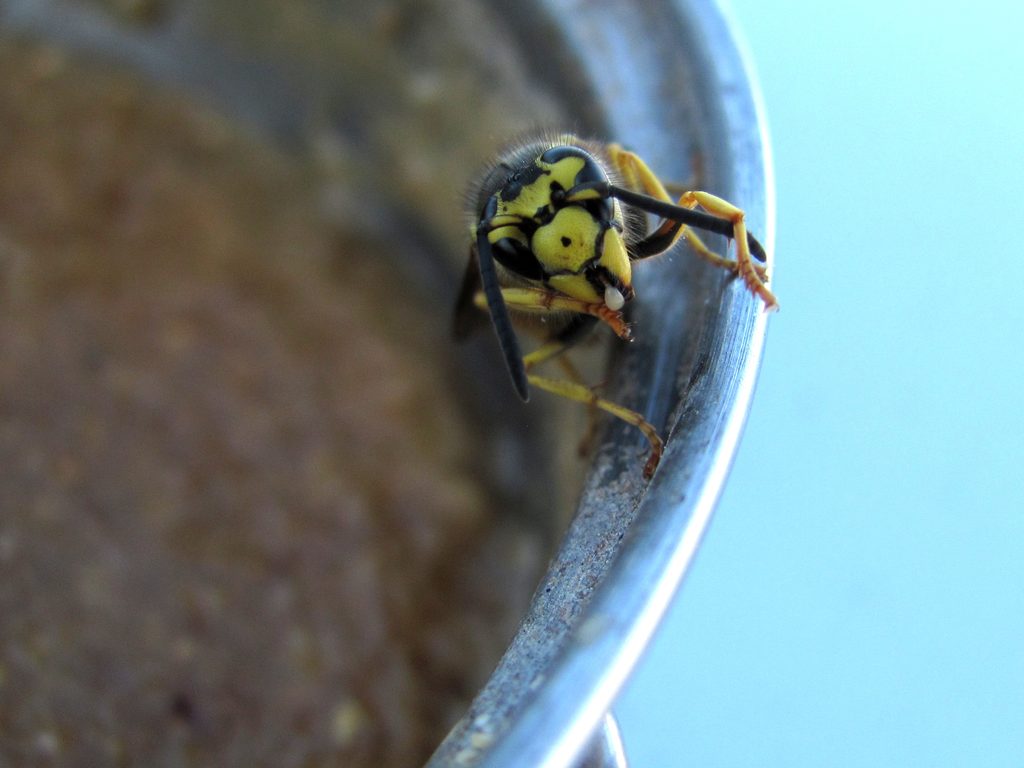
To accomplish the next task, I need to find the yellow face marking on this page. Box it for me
[494,156,586,220]
[487,224,528,246]
[548,273,601,304]
[542,156,588,191]
[532,207,601,273]
[598,227,632,289]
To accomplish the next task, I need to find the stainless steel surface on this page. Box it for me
[428,0,773,765]
[575,714,629,768]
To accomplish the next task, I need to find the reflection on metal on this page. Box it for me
[428,0,773,765]
[575,713,629,768]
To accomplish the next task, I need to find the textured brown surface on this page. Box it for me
[0,40,544,766]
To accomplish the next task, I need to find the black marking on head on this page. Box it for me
[560,236,572,247]
[584,262,609,298]
[492,236,546,281]
[583,225,609,295]
[569,154,608,188]
[548,180,566,209]
[499,161,549,204]
[585,196,614,224]
[579,224,633,301]
[542,144,608,183]
[541,145,613,216]
[539,145,589,165]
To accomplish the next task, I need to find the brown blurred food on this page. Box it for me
[0,38,546,767]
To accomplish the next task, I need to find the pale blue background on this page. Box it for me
[617,1,1024,765]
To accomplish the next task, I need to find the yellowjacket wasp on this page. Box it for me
[454,133,776,478]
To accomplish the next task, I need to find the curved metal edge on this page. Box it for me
[428,0,773,765]
[574,713,629,768]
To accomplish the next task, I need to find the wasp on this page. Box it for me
[454,133,776,479]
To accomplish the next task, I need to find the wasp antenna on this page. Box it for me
[476,224,530,401]
[747,233,768,263]
[607,184,767,263]
[563,179,612,203]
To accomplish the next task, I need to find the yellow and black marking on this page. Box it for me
[455,133,776,479]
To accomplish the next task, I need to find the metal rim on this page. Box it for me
[428,0,774,764]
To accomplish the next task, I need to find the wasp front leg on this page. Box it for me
[476,295,661,475]
[607,144,777,310]
[472,287,632,340]
[677,191,778,311]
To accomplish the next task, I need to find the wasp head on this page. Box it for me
[482,143,634,311]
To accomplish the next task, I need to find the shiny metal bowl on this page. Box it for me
[0,0,771,765]
[427,0,773,765]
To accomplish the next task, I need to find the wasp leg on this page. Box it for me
[519,314,597,371]
[522,328,604,458]
[662,178,697,199]
[607,145,777,310]
[473,287,632,340]
[608,143,674,201]
[678,191,778,310]
[526,344,590,386]
[522,343,584,375]
[554,353,604,460]
[527,374,663,478]
[661,146,702,199]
